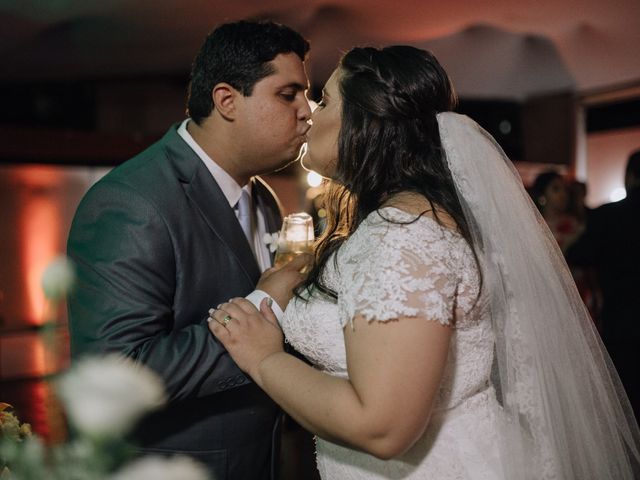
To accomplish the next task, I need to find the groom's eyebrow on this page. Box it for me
[279,82,308,91]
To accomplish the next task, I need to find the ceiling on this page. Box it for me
[1,0,639,100]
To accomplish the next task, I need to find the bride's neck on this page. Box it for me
[381,191,432,213]
[381,191,458,230]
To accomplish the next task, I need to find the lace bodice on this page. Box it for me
[282,207,493,405]
[281,208,503,479]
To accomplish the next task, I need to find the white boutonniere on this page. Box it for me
[263,232,279,253]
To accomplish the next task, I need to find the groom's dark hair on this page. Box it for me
[187,20,310,125]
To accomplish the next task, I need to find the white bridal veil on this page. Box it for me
[437,112,640,479]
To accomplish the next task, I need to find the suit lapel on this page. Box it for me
[163,126,261,284]
[188,167,261,284]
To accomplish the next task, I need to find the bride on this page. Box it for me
[209,46,640,479]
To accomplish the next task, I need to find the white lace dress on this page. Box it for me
[280,207,507,479]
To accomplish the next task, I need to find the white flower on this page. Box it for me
[41,255,76,300]
[263,232,279,253]
[109,455,210,480]
[56,354,166,437]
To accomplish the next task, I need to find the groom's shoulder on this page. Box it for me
[71,127,194,223]
[109,126,182,182]
[91,125,187,199]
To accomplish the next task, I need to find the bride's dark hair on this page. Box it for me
[299,46,478,300]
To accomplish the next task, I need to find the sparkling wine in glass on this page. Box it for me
[274,213,315,268]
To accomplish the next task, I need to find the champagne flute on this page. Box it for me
[274,213,315,269]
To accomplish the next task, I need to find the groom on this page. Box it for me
[67,21,311,479]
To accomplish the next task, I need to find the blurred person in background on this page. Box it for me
[566,179,601,325]
[568,180,593,225]
[531,170,583,253]
[531,171,599,322]
[567,149,640,420]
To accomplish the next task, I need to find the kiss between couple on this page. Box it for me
[68,20,640,480]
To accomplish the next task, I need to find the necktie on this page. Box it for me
[235,189,254,251]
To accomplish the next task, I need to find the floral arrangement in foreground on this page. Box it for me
[0,404,32,444]
[0,354,210,480]
[0,256,211,480]
[0,404,31,479]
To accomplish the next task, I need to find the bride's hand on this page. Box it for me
[208,297,284,381]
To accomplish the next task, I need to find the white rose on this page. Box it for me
[110,455,210,480]
[41,255,76,300]
[56,354,166,437]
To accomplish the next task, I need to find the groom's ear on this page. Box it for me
[212,83,238,121]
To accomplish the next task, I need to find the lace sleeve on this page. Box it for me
[338,216,460,327]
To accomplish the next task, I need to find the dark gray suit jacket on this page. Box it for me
[67,124,283,480]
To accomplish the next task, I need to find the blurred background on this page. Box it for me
[1,0,639,445]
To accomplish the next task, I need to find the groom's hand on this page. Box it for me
[257,253,312,310]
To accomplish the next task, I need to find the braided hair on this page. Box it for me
[298,46,479,301]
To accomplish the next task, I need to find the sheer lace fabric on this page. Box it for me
[436,113,640,479]
[281,207,505,479]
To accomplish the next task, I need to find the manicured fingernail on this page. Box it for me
[266,297,273,307]
[208,308,215,315]
[207,317,212,323]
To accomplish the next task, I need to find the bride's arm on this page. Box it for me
[211,300,451,459]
